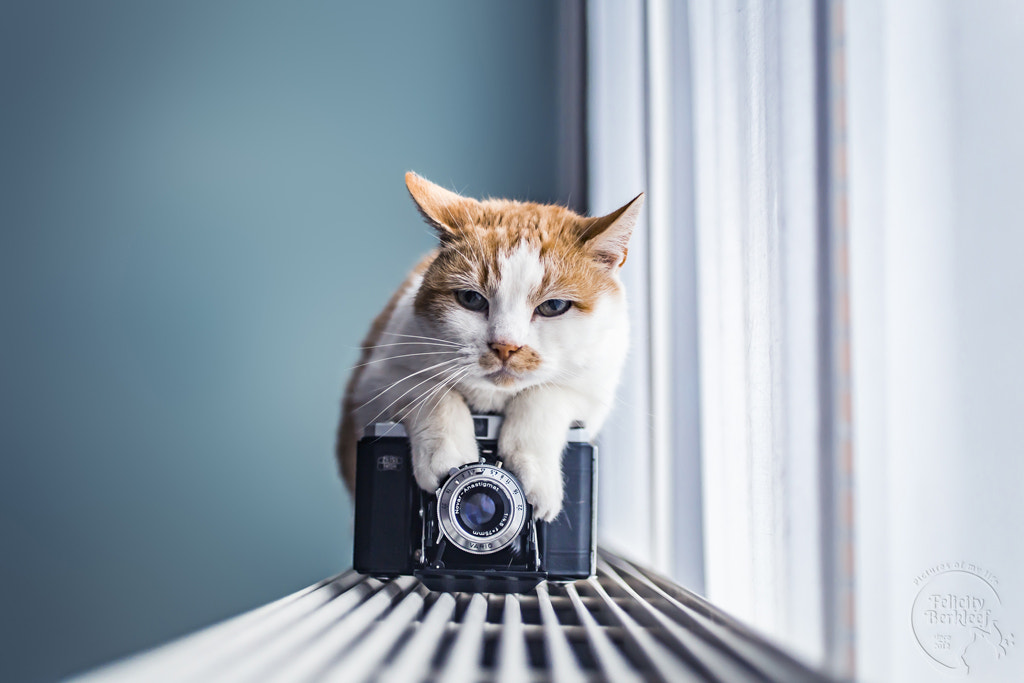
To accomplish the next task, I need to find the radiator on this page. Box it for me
[77,550,830,682]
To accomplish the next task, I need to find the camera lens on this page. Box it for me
[456,485,506,534]
[436,464,528,554]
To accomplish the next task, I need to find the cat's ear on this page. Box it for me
[405,172,478,237]
[579,193,645,269]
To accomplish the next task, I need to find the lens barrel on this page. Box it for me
[456,486,503,533]
[436,463,528,554]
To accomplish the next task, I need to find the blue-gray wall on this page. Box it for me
[0,2,560,680]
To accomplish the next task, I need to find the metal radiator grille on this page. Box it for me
[78,550,830,682]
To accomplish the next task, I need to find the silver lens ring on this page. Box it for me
[437,464,527,554]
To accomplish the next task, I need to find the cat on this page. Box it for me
[336,172,642,521]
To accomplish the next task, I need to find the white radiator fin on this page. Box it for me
[77,551,829,682]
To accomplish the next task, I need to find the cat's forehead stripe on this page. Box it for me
[473,230,615,310]
[414,202,622,319]
[495,243,545,302]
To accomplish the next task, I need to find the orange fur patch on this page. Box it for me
[478,343,543,375]
[413,200,622,322]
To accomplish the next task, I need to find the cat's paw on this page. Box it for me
[505,455,564,522]
[411,433,479,493]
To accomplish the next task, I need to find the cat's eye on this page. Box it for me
[455,289,488,312]
[536,299,572,317]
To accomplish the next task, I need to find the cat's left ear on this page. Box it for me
[579,193,645,269]
[405,172,478,238]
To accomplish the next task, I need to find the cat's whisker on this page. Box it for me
[417,365,468,409]
[363,366,455,429]
[374,420,406,439]
[348,350,462,371]
[443,204,459,228]
[380,331,460,348]
[551,367,585,384]
[399,366,465,426]
[362,341,462,350]
[417,366,472,426]
[380,332,461,347]
[355,357,463,413]
[391,366,460,424]
[444,242,474,266]
[421,368,468,421]
[396,365,471,426]
[345,341,459,355]
[606,390,657,421]
[364,360,470,427]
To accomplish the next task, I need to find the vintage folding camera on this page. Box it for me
[353,414,596,593]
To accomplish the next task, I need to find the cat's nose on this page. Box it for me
[489,342,522,363]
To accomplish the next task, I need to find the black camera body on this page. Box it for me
[353,415,596,593]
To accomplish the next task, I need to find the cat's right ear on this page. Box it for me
[578,192,645,269]
[405,172,477,238]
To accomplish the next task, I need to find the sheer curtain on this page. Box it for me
[588,1,1024,681]
[587,0,703,594]
[588,0,835,672]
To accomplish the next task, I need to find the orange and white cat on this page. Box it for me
[337,173,642,521]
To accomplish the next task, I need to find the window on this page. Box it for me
[588,1,1024,680]
[589,0,831,668]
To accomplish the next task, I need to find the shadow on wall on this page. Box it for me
[0,2,560,681]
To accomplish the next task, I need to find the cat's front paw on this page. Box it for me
[505,455,564,522]
[411,433,479,493]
